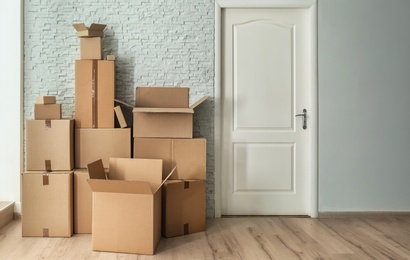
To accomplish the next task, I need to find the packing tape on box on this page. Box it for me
[45,160,52,172]
[184,224,189,235]
[43,228,49,237]
[45,120,51,129]
[184,181,190,189]
[43,173,49,186]
[92,60,98,128]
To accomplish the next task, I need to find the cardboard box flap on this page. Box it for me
[87,179,153,194]
[87,159,107,180]
[72,23,88,32]
[189,96,208,110]
[132,107,193,114]
[109,158,163,186]
[89,23,106,32]
[154,166,176,194]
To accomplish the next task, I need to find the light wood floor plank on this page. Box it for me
[1,217,410,259]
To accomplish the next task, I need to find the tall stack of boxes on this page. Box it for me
[72,23,131,234]
[133,87,208,238]
[21,22,209,256]
[23,97,74,237]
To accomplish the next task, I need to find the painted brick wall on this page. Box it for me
[24,0,215,217]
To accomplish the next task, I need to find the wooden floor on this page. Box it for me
[1,217,410,259]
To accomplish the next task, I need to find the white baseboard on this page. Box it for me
[318,211,410,218]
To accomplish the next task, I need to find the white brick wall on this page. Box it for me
[24,0,215,217]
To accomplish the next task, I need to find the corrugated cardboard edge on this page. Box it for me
[114,106,127,128]
[189,96,208,109]
[154,166,176,194]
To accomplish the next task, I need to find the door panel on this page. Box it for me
[222,8,310,215]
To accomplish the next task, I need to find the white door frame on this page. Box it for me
[214,0,318,218]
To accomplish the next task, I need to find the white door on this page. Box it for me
[221,8,312,215]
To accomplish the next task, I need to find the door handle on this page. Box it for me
[295,109,307,130]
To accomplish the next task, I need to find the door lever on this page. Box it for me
[295,109,307,130]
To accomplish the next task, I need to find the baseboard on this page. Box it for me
[318,211,410,218]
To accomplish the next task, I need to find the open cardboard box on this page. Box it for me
[87,158,174,255]
[133,96,208,138]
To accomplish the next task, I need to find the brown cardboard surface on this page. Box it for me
[162,180,206,238]
[135,87,189,108]
[75,128,131,168]
[75,60,115,128]
[25,119,74,171]
[34,104,61,120]
[22,171,73,237]
[74,169,92,234]
[80,37,102,60]
[87,158,167,255]
[134,138,206,180]
[36,96,56,104]
[107,55,115,61]
[114,106,127,128]
[73,23,106,37]
[132,96,207,138]
[109,158,162,186]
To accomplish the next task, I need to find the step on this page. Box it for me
[0,201,14,229]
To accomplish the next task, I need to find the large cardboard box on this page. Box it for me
[133,96,207,138]
[25,119,74,171]
[22,171,73,237]
[75,60,115,128]
[34,104,61,120]
[73,23,106,37]
[74,169,94,234]
[75,128,131,168]
[80,37,102,60]
[87,158,173,255]
[134,138,206,180]
[135,87,189,108]
[162,180,206,238]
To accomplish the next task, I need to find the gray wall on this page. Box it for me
[319,0,410,211]
[24,0,215,217]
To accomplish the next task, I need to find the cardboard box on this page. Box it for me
[133,96,208,138]
[162,180,206,238]
[22,171,73,237]
[73,23,106,37]
[36,96,56,104]
[34,104,61,120]
[25,119,74,171]
[80,37,102,60]
[87,159,173,255]
[75,128,131,168]
[134,138,206,180]
[135,87,189,108]
[75,60,115,128]
[74,169,93,234]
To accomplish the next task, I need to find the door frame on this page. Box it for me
[214,0,318,218]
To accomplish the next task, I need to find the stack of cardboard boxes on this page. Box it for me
[21,23,208,256]
[22,97,74,237]
[72,23,131,234]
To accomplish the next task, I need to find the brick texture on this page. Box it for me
[24,0,215,217]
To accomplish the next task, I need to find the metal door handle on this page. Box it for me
[295,109,307,130]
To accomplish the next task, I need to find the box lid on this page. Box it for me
[132,96,208,114]
[73,23,106,37]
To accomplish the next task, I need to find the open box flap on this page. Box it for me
[108,158,163,186]
[89,23,106,32]
[189,96,208,110]
[72,23,87,32]
[132,107,193,114]
[87,179,153,194]
[87,159,107,180]
[154,166,176,194]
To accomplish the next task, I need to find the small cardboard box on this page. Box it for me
[74,169,101,234]
[25,119,74,171]
[36,96,56,104]
[133,96,208,138]
[34,104,61,120]
[80,37,102,60]
[75,60,115,128]
[75,128,131,168]
[134,138,206,180]
[73,23,106,37]
[22,171,73,237]
[135,87,189,108]
[87,158,173,255]
[162,180,206,238]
